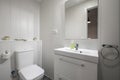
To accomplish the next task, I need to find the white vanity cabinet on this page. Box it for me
[54,48,98,80]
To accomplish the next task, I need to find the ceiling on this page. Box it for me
[33,0,43,2]
[65,0,89,8]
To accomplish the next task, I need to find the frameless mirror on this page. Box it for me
[65,0,98,39]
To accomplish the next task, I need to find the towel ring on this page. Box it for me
[101,44,119,61]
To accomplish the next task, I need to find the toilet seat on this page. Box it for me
[19,64,44,80]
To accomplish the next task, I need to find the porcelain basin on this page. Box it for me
[54,47,98,63]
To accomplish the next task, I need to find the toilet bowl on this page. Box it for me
[15,50,44,80]
[19,64,44,80]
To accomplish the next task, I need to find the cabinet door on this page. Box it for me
[54,55,97,80]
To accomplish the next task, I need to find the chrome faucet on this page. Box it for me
[75,43,79,50]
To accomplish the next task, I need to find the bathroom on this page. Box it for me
[0,0,120,80]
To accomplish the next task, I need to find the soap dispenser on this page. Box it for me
[70,40,75,49]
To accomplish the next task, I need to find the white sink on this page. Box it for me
[54,47,98,63]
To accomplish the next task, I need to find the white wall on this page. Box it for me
[65,0,97,39]
[99,0,119,46]
[99,0,120,80]
[65,39,98,50]
[40,0,65,79]
[0,0,40,40]
[0,42,12,80]
[0,0,41,79]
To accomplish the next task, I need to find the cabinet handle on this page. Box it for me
[59,58,85,67]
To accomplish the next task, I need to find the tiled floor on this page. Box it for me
[43,76,51,80]
[12,75,51,80]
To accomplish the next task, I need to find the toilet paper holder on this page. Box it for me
[0,50,11,60]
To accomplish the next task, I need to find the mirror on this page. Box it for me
[65,0,98,39]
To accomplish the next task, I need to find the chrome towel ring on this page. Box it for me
[101,44,119,61]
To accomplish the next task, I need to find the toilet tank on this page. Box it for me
[15,50,34,70]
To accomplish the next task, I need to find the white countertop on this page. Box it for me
[54,47,98,63]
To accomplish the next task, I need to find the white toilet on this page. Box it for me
[15,50,44,80]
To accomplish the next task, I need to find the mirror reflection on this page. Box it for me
[65,0,98,39]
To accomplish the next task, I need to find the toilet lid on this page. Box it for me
[19,64,44,80]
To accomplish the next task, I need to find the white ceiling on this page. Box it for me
[33,0,43,2]
[65,0,89,8]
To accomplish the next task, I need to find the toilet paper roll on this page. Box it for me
[1,50,11,60]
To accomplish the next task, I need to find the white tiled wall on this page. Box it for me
[0,0,40,40]
[0,0,41,80]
